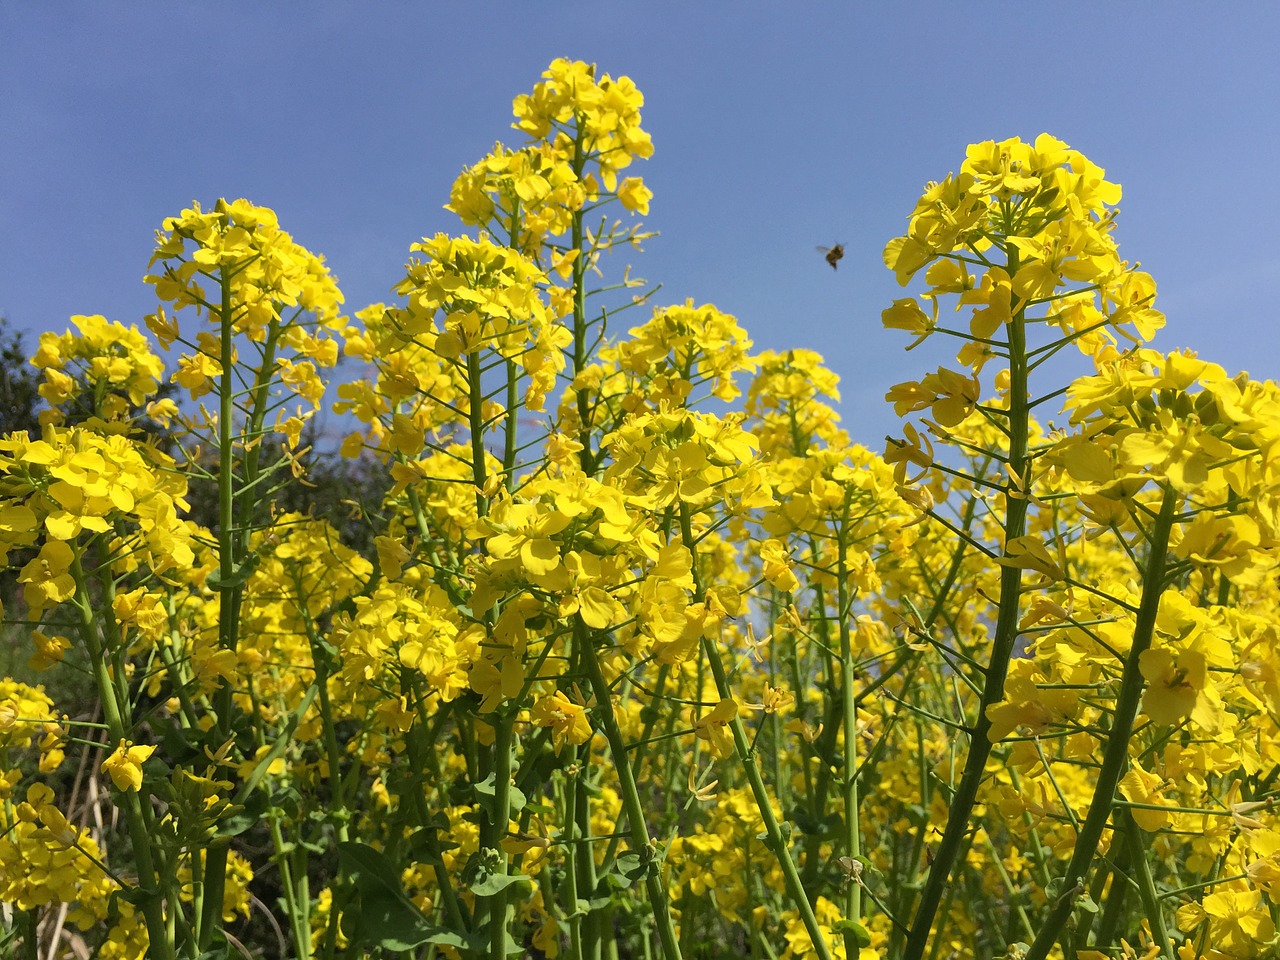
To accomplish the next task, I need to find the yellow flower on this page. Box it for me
[881,297,934,346]
[1178,886,1277,956]
[1118,764,1175,831]
[235,745,287,781]
[758,538,800,593]
[744,683,794,716]
[17,540,77,616]
[996,535,1065,582]
[529,691,593,754]
[1141,650,1208,727]
[101,740,156,792]
[29,632,70,670]
[692,698,739,759]
[617,177,652,215]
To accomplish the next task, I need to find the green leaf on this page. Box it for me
[338,842,474,952]
[473,773,526,816]
[204,555,259,592]
[791,808,822,835]
[616,852,646,882]
[339,841,407,898]
[212,787,265,839]
[470,872,531,897]
[832,919,873,947]
[599,851,648,892]
[210,805,254,838]
[407,824,459,860]
[508,782,527,814]
[156,721,200,765]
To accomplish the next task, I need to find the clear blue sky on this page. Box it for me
[3,5,1277,447]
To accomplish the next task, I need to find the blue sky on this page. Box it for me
[3,4,1278,448]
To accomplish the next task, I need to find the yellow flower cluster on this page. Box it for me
[146,197,345,446]
[884,134,1165,426]
[147,197,344,339]
[0,679,63,777]
[0,784,115,927]
[0,428,192,618]
[511,58,652,191]
[30,314,165,429]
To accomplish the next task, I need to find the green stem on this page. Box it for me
[926,834,975,960]
[505,358,519,490]
[700,634,833,960]
[1093,839,1133,950]
[568,121,594,473]
[20,908,36,960]
[576,768,603,960]
[675,500,831,959]
[406,703,471,935]
[836,514,863,954]
[561,762,586,960]
[580,635,683,960]
[292,569,350,844]
[1024,487,1177,960]
[203,268,243,949]
[903,248,1029,960]
[504,209,522,490]
[799,580,842,895]
[70,553,175,960]
[267,809,312,960]
[467,348,490,518]
[486,716,516,960]
[600,665,668,872]
[1079,814,1123,947]
[1124,807,1173,957]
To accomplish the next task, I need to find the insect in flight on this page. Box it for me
[818,243,845,270]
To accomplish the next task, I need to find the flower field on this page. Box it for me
[2,59,1279,960]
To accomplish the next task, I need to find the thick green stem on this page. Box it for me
[485,716,516,960]
[1124,807,1173,956]
[674,500,830,959]
[836,520,863,954]
[19,908,36,960]
[1093,840,1133,950]
[406,704,471,936]
[1024,487,1177,960]
[504,210,522,490]
[203,269,241,948]
[700,636,834,960]
[266,809,312,960]
[505,358,519,489]
[580,637,683,960]
[467,349,490,518]
[71,554,175,960]
[561,763,586,960]
[575,767,603,960]
[799,579,843,895]
[292,570,351,845]
[234,315,281,559]
[903,249,1029,960]
[568,123,594,473]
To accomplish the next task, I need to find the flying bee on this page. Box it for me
[818,243,845,270]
